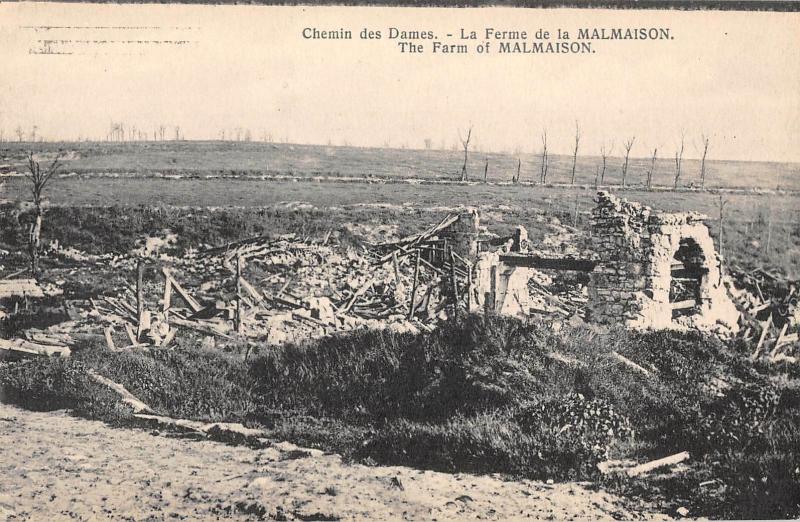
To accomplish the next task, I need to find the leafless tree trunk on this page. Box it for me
[459,126,472,182]
[673,132,685,189]
[174,126,181,141]
[30,125,38,142]
[699,134,710,189]
[15,126,24,142]
[483,158,488,183]
[646,147,657,190]
[25,152,62,276]
[570,121,580,185]
[599,141,613,185]
[622,136,635,187]
[514,158,521,184]
[539,129,549,184]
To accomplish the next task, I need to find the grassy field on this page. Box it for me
[2,140,799,190]
[3,176,799,278]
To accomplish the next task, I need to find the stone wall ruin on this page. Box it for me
[587,192,739,334]
[465,191,740,335]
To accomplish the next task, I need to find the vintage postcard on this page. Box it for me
[0,2,798,520]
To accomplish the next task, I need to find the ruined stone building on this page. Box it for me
[460,192,740,334]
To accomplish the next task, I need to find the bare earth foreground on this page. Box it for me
[0,404,674,521]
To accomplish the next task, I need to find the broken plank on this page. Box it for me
[0,338,71,358]
[104,326,117,351]
[87,369,153,414]
[124,323,138,345]
[609,351,651,376]
[161,327,178,348]
[626,452,690,477]
[671,299,697,311]
[161,268,202,313]
[770,323,790,356]
[753,315,773,359]
[342,279,373,314]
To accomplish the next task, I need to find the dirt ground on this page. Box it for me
[0,403,673,521]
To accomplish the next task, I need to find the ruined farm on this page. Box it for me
[1,189,799,520]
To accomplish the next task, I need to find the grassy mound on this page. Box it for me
[1,314,798,518]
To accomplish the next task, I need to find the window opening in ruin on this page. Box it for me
[670,238,706,319]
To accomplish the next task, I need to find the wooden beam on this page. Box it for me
[235,255,243,334]
[626,452,690,477]
[671,299,698,311]
[450,251,459,320]
[87,369,153,414]
[753,315,773,359]
[124,323,138,345]
[0,338,71,358]
[161,268,202,313]
[498,254,598,272]
[136,260,145,340]
[408,249,421,320]
[104,327,117,351]
[610,351,651,376]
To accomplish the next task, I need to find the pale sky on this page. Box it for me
[0,3,798,162]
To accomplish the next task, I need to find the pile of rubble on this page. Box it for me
[1,194,797,365]
[728,266,799,363]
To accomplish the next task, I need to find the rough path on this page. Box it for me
[0,403,671,521]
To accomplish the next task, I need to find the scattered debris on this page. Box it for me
[1,192,797,362]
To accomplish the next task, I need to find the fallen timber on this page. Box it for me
[499,254,599,272]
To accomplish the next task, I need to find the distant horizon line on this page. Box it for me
[2,138,799,166]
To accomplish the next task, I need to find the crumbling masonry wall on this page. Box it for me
[588,192,739,333]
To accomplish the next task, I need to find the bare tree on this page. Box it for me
[673,131,685,189]
[699,134,710,189]
[621,136,635,187]
[15,126,24,142]
[646,147,657,190]
[483,157,489,183]
[424,138,432,150]
[174,126,181,141]
[30,125,38,143]
[539,129,549,184]
[459,126,472,182]
[25,152,62,276]
[513,158,521,184]
[599,140,613,185]
[570,121,580,185]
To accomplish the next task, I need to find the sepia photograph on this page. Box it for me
[0,2,799,520]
